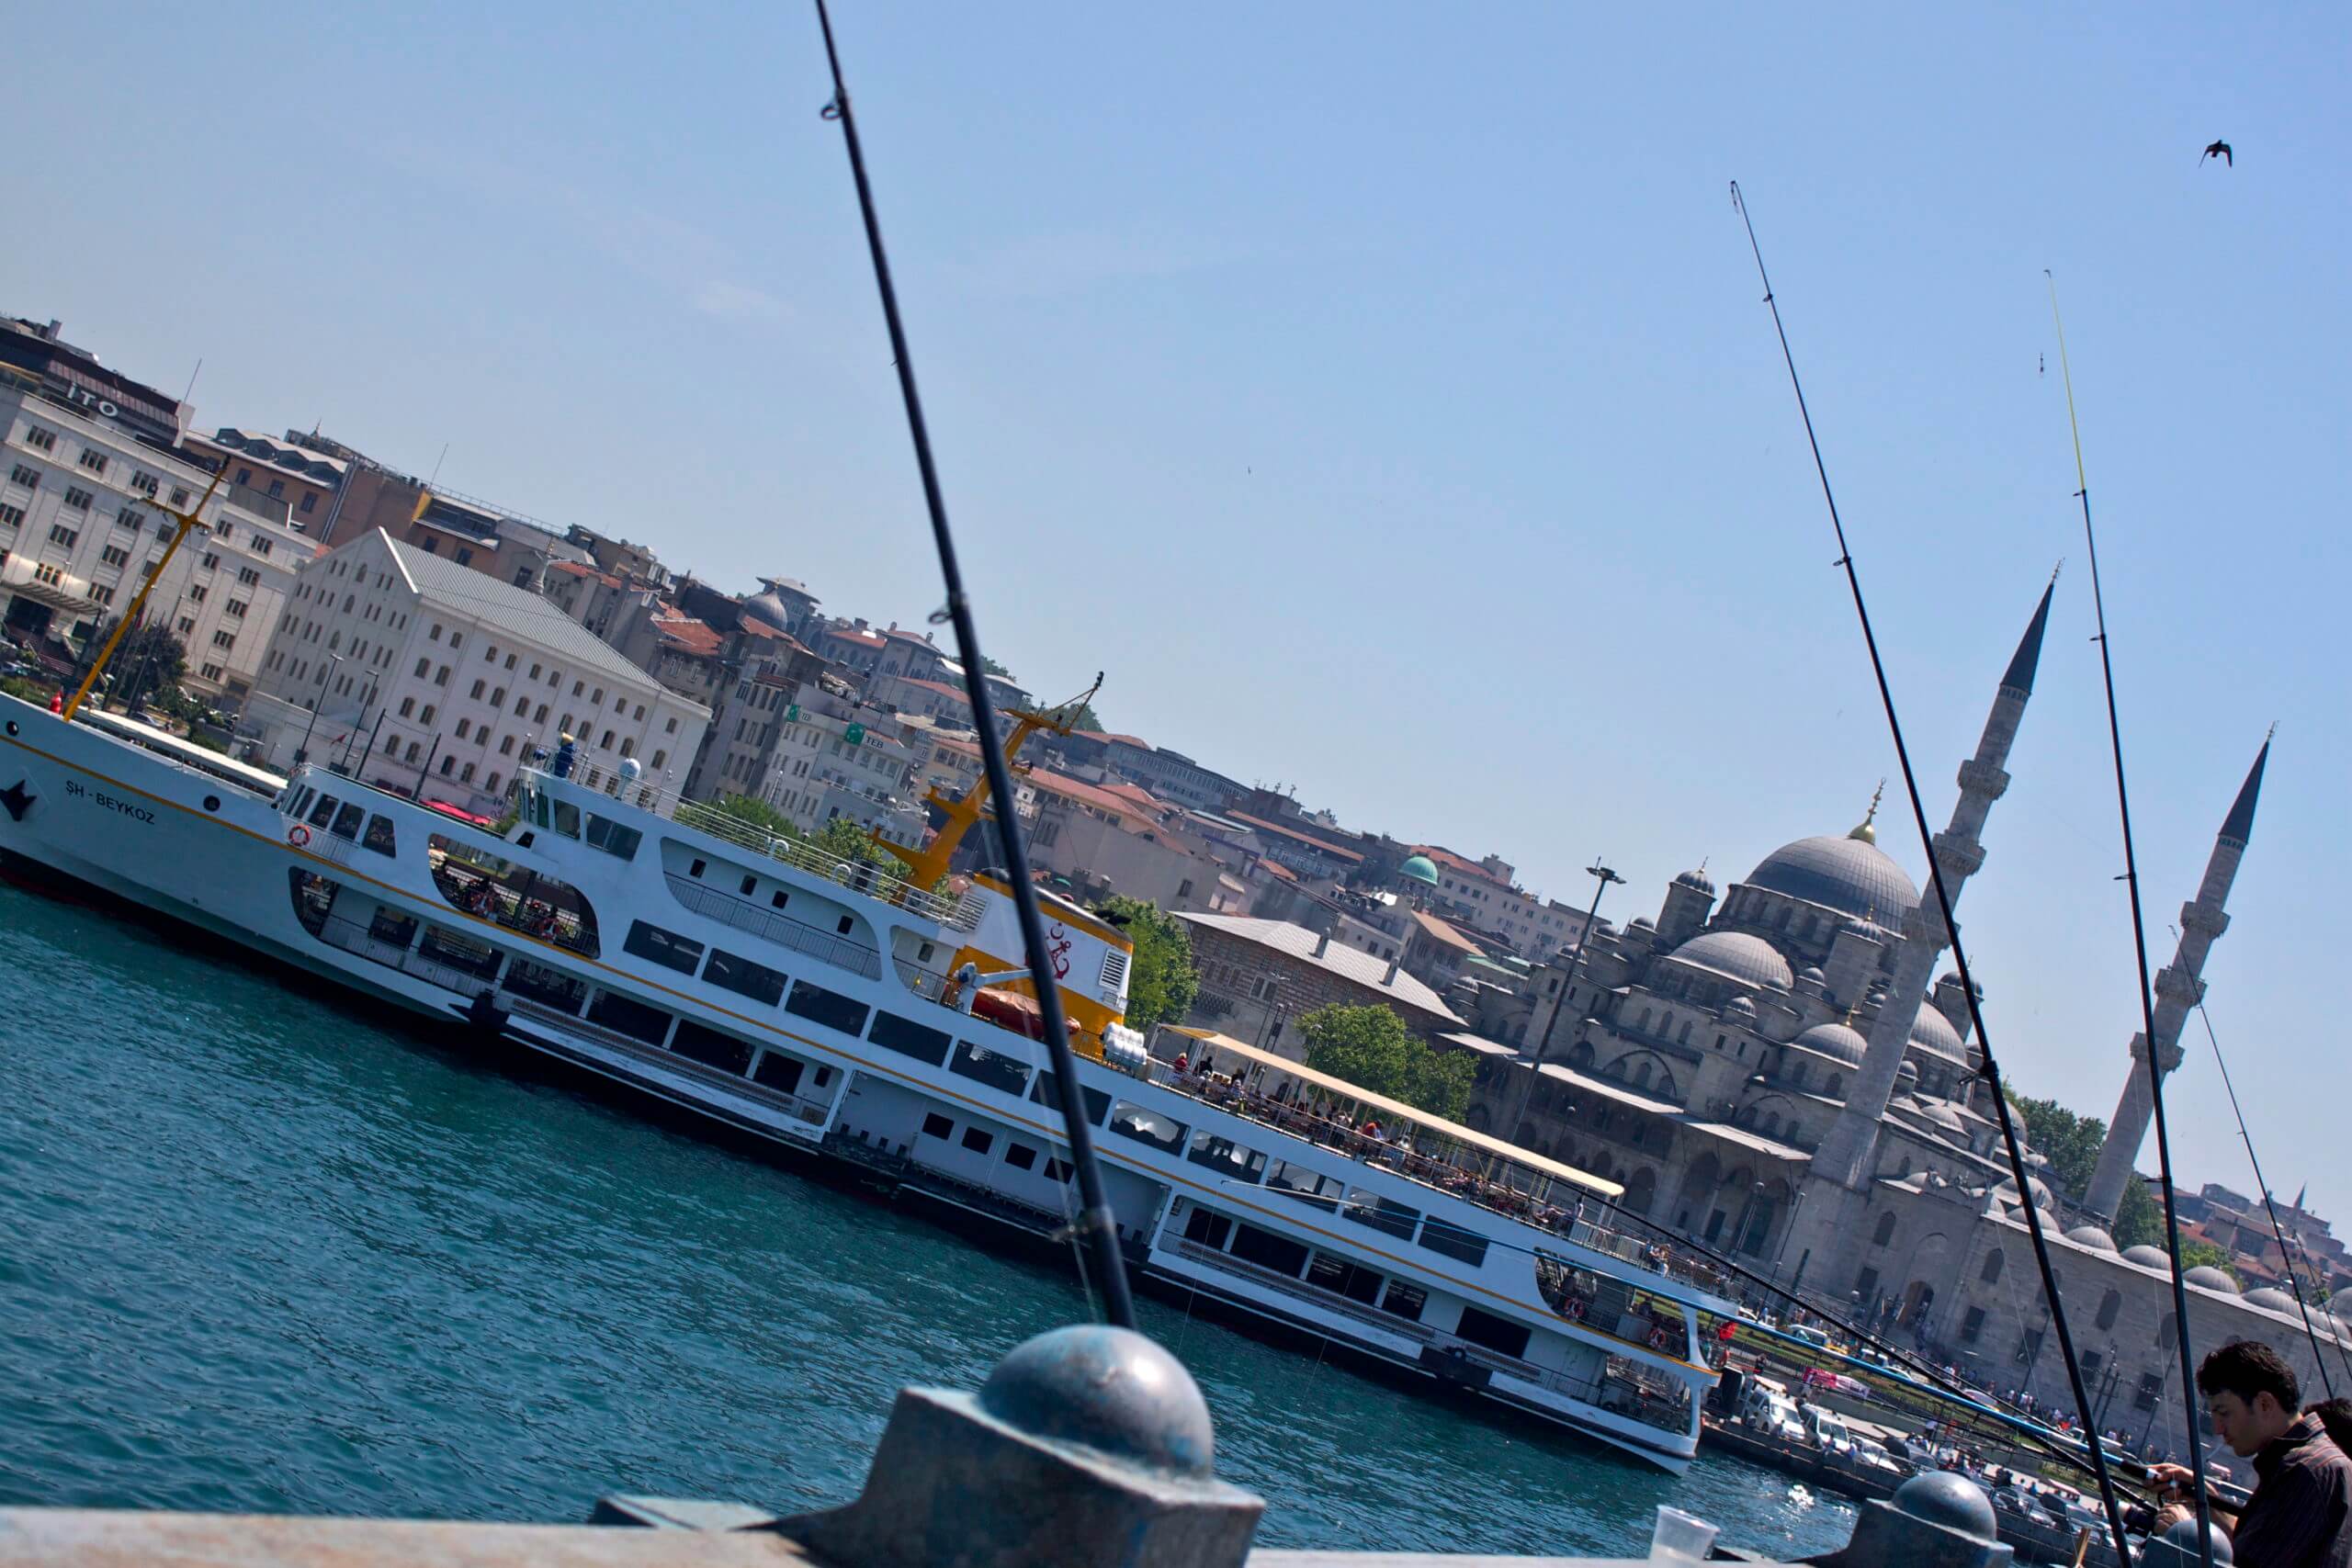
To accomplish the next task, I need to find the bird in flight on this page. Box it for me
[2201,140,2233,167]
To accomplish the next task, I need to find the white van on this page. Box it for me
[1803,1404,1854,1453]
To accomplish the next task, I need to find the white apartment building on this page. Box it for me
[246,529,710,819]
[1414,845,1591,958]
[754,686,926,842]
[0,386,311,703]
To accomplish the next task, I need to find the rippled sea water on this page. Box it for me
[0,879,1857,1555]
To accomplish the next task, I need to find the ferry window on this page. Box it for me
[362,816,398,856]
[624,920,704,976]
[1182,1208,1232,1249]
[306,793,340,829]
[949,1041,1030,1097]
[329,801,367,841]
[1419,1216,1491,1268]
[1380,1280,1429,1323]
[368,908,419,948]
[1342,1190,1420,1241]
[689,858,707,878]
[1107,1101,1186,1154]
[813,1066,831,1088]
[1185,1132,1267,1184]
[587,989,672,1045]
[417,925,500,977]
[1044,1158,1073,1183]
[1306,1252,1386,1305]
[550,799,582,838]
[705,949,786,1007]
[959,1126,993,1155]
[1003,1143,1038,1171]
[504,958,585,1015]
[868,1010,952,1067]
[1031,1072,1112,1127]
[670,1019,753,1076]
[922,1112,954,1139]
[1265,1161,1344,1205]
[835,915,854,936]
[739,874,757,896]
[585,815,641,860]
[288,786,315,819]
[1229,1224,1309,1279]
[1453,1306,1532,1361]
[786,980,872,1037]
[752,1052,804,1095]
[770,890,789,909]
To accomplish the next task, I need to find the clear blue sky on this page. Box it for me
[11,3,2345,1217]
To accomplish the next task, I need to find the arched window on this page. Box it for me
[2160,1313,2177,1351]
[1873,1212,1897,1247]
[1824,1074,1842,1099]
[2097,1289,2122,1331]
[1981,1249,2006,1285]
[1631,1059,1654,1089]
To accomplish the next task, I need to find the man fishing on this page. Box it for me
[2151,1342,2352,1568]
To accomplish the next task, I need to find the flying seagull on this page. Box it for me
[2200,139,2233,167]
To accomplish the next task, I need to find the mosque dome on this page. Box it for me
[1725,995,1758,1018]
[1924,1103,1966,1135]
[1398,854,1440,887]
[1909,1005,1968,1062]
[2184,1266,2242,1294]
[1793,1021,1869,1067]
[1665,931,1793,992]
[2242,1288,2300,1314]
[1895,1060,1919,1089]
[1798,964,1826,985]
[2065,1225,2120,1253]
[1994,1174,2055,1210]
[1674,867,1717,895]
[2122,1245,2172,1269]
[1745,833,1920,925]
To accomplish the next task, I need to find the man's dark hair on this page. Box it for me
[2309,1398,2352,1452]
[2197,1340,2301,1413]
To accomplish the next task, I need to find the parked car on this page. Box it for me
[1844,1436,1905,1476]
[1991,1487,2056,1528]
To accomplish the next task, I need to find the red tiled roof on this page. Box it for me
[1411,845,1508,886]
[1229,811,1366,862]
[1028,769,1155,823]
[737,615,785,639]
[548,559,625,588]
[900,677,971,701]
[880,625,937,646]
[651,614,723,656]
[1260,860,1299,883]
[1410,908,1483,955]
[826,626,887,649]
[1097,781,1170,816]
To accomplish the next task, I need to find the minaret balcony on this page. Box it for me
[1956,759,2010,801]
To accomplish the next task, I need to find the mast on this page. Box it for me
[871,676,1101,893]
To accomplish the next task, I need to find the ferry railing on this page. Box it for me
[662,873,883,980]
[891,956,953,1002]
[429,862,599,959]
[665,797,968,926]
[1142,1062,1733,1301]
[312,910,499,998]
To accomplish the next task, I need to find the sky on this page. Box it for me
[9,3,2346,1216]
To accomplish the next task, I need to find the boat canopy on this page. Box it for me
[1165,1027,1624,1200]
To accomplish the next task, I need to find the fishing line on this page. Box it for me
[1729,182,2134,1567]
[2177,929,2350,1395]
[2047,271,2214,1567]
[809,0,1135,1330]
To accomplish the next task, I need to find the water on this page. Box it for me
[0,880,1857,1555]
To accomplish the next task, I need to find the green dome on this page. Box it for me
[1399,854,1440,886]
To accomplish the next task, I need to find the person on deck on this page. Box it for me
[2151,1341,2352,1568]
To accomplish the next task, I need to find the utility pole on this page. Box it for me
[1494,861,1624,1147]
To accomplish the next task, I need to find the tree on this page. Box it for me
[1067,702,1103,734]
[815,816,897,868]
[702,793,799,840]
[2177,1239,2242,1285]
[980,655,1013,680]
[2114,1179,2165,1250]
[1097,896,1197,1032]
[77,618,186,710]
[2003,1089,2107,1201]
[1297,1004,1474,1121]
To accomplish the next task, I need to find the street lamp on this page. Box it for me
[293,651,345,768]
[1497,860,1625,1145]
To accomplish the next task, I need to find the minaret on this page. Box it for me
[2083,737,2268,1220]
[1780,580,2053,1276]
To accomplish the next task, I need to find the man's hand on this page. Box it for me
[2148,1461,2197,1500]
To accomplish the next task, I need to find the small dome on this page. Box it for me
[2065,1225,2120,1253]
[1398,854,1440,886]
[2242,1288,2300,1314]
[1674,866,1716,895]
[2122,1244,2171,1269]
[1925,1102,1966,1134]
[1744,832,1921,925]
[1630,915,1656,930]
[1665,931,1794,991]
[1725,995,1758,1016]
[1910,1004,1968,1062]
[979,1325,1216,1476]
[1895,1060,1920,1087]
[1793,1021,1869,1067]
[1798,964,1826,983]
[2185,1266,2242,1294]
[1995,1174,2054,1210]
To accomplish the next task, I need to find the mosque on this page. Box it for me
[1453,579,2337,1457]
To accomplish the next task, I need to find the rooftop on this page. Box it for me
[1227,811,1365,862]
[1172,914,1461,1022]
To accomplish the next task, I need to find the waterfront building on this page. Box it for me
[1177,912,1464,1056]
[243,528,709,815]
[183,428,347,535]
[1,373,311,704]
[751,682,926,841]
[683,631,837,802]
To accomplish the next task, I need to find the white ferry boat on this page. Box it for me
[0,690,1734,1470]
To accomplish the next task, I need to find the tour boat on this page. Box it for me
[0,689,1734,1470]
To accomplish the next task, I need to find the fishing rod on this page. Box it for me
[2045,274,2215,1568]
[1728,183,2136,1568]
[2179,933,2351,1394]
[808,0,1135,1331]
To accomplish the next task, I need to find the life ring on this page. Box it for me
[288,824,311,847]
[1648,1325,1672,1351]
[1563,1297,1586,1322]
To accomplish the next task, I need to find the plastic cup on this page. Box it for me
[1652,1505,1720,1562]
